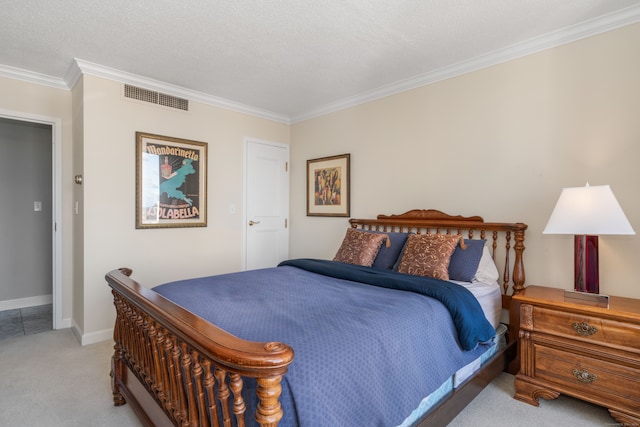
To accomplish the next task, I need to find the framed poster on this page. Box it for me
[136,132,207,229]
[307,153,350,217]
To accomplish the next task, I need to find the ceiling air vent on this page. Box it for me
[124,84,189,111]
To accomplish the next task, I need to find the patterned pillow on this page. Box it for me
[333,228,389,267]
[396,233,462,280]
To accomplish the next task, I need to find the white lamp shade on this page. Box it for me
[543,184,635,235]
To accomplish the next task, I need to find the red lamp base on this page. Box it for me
[574,235,599,294]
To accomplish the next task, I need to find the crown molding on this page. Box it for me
[2,59,290,123]
[63,60,83,89]
[291,4,640,123]
[0,63,68,90]
[70,59,291,124]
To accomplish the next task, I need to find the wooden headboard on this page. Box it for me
[349,209,528,308]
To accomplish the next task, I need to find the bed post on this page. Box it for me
[255,375,286,427]
[110,269,131,407]
[111,341,126,406]
[511,226,526,295]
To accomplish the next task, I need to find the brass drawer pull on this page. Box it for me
[573,368,597,383]
[573,322,597,336]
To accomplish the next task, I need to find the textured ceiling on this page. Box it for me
[2,1,640,121]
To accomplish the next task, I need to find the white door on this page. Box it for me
[245,139,289,270]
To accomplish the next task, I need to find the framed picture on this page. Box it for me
[136,132,207,229]
[307,153,350,217]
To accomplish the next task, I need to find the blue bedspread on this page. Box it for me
[279,259,495,351]
[154,259,495,427]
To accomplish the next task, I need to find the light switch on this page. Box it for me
[34,201,42,211]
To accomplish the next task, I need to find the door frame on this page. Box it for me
[243,137,290,270]
[0,108,63,329]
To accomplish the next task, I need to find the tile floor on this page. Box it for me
[0,304,52,340]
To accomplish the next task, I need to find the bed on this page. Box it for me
[107,209,527,426]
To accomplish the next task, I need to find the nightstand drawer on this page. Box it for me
[534,343,640,408]
[532,306,640,352]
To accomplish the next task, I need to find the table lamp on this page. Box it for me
[543,183,635,294]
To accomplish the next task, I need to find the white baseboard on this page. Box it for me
[57,317,72,329]
[71,320,113,346]
[82,328,114,346]
[0,294,52,311]
[70,320,83,344]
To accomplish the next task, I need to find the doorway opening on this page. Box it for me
[0,110,62,335]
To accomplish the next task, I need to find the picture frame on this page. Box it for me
[136,132,207,229]
[307,153,350,217]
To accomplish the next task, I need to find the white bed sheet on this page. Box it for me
[452,279,502,329]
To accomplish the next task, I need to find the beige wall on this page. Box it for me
[0,73,290,342]
[2,21,639,343]
[79,75,290,339]
[290,23,640,299]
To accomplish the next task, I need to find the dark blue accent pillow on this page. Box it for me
[365,231,409,270]
[448,239,486,282]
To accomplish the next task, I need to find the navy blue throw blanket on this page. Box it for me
[279,258,495,351]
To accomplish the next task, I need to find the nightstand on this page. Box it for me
[512,286,640,426]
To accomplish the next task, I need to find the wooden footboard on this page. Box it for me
[107,268,294,427]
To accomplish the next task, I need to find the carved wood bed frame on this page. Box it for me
[106,209,527,427]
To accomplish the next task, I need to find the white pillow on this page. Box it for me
[473,246,500,284]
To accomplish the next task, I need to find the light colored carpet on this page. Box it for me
[448,369,616,427]
[0,328,140,427]
[0,328,618,426]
